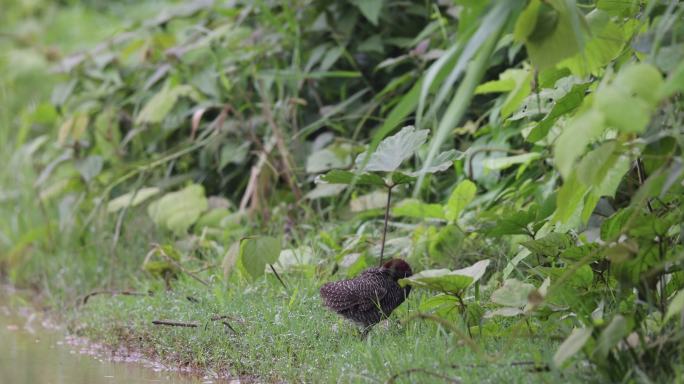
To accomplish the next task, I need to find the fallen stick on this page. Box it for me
[152,315,241,334]
[152,320,198,328]
[81,290,152,305]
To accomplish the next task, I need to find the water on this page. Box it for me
[0,297,209,384]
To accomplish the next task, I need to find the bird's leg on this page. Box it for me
[360,325,372,340]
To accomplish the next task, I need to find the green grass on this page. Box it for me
[71,276,592,383]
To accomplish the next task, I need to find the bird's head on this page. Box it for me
[382,259,413,280]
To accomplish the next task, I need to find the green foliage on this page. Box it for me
[2,0,684,382]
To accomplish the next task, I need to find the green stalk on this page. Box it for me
[412,29,503,197]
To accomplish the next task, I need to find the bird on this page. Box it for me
[320,259,413,334]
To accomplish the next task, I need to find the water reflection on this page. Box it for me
[0,299,208,384]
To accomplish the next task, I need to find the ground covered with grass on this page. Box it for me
[2,0,684,383]
[72,277,589,383]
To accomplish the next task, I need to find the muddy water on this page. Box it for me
[0,298,208,384]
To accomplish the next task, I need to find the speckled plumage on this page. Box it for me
[320,259,412,328]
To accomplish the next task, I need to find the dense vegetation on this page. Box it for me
[1,0,683,382]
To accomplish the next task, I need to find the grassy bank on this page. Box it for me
[72,276,588,383]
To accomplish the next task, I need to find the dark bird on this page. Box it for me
[320,259,413,332]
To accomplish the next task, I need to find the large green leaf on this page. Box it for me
[355,126,428,172]
[559,10,635,76]
[392,198,445,220]
[521,0,586,69]
[107,187,161,213]
[595,63,664,133]
[409,149,462,176]
[476,68,532,118]
[399,259,490,294]
[444,180,476,222]
[664,289,684,324]
[554,108,606,179]
[527,82,589,142]
[483,153,540,171]
[593,315,630,359]
[136,83,196,124]
[490,279,536,308]
[305,143,352,174]
[147,184,208,235]
[239,236,281,279]
[553,327,593,367]
[521,232,573,258]
[349,0,383,26]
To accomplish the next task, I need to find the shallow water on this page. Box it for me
[0,296,210,384]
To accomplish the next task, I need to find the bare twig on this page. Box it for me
[386,368,462,384]
[152,320,199,328]
[152,315,240,334]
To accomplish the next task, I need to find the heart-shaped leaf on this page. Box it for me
[239,236,281,279]
[399,259,489,294]
[355,125,429,172]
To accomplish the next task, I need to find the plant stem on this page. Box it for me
[379,185,394,266]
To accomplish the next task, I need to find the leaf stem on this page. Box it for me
[379,185,394,266]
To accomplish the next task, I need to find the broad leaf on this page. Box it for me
[490,279,536,308]
[408,149,463,176]
[356,125,428,172]
[392,198,445,219]
[75,155,103,182]
[147,184,208,235]
[444,180,476,221]
[554,109,606,179]
[136,84,196,124]
[594,315,629,358]
[483,153,540,170]
[553,327,593,367]
[521,233,573,258]
[664,289,684,324]
[107,187,161,213]
[349,0,383,26]
[399,259,489,294]
[239,236,281,279]
[521,0,586,69]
